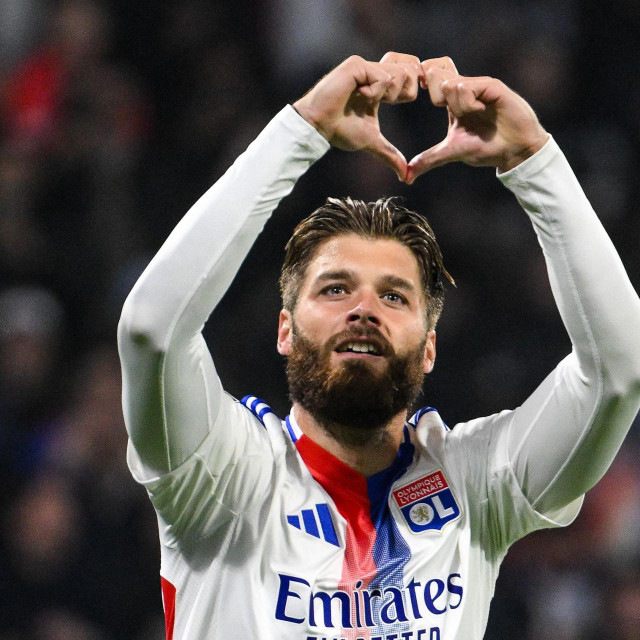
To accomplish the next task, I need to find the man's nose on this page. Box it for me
[346,291,381,326]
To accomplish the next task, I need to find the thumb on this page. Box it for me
[367,133,408,181]
[406,139,457,184]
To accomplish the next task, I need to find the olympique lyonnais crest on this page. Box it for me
[393,470,461,533]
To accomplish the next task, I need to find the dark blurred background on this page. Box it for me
[1,1,639,638]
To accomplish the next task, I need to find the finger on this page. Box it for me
[442,78,491,118]
[419,56,459,89]
[355,61,395,102]
[380,51,422,68]
[440,80,463,117]
[422,66,458,107]
[367,134,408,181]
[378,63,408,103]
[396,63,421,103]
[406,140,457,183]
[380,52,423,96]
[333,56,393,104]
[378,62,421,104]
[455,75,502,108]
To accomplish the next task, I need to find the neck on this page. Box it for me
[292,402,408,477]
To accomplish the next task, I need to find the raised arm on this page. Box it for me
[498,137,640,513]
[117,107,330,475]
[118,57,420,477]
[411,56,640,513]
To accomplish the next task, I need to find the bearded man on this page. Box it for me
[118,53,640,640]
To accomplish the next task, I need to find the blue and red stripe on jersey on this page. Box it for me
[295,426,415,638]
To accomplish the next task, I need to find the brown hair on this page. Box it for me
[279,196,454,329]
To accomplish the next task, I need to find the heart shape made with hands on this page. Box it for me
[301,53,548,183]
[383,67,546,183]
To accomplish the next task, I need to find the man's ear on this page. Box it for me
[423,329,436,374]
[277,309,293,355]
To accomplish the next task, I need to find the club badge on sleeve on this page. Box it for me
[393,470,461,533]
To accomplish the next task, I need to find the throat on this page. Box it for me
[293,403,406,477]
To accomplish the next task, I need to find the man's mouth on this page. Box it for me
[334,339,385,357]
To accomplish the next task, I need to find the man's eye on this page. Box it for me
[383,291,407,305]
[322,285,347,295]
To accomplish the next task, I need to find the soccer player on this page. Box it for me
[118,53,640,640]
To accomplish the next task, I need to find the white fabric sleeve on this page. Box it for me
[117,105,330,481]
[492,136,640,516]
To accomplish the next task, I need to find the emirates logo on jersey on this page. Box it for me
[393,470,461,533]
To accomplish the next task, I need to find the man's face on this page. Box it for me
[278,234,436,440]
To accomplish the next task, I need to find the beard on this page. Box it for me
[286,324,426,447]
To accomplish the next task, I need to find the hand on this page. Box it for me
[293,55,421,180]
[406,57,549,183]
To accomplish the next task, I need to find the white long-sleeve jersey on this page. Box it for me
[118,106,640,640]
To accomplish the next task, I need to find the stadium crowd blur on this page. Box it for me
[1,1,639,638]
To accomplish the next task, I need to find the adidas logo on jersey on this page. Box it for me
[287,503,339,547]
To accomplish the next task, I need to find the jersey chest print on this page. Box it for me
[245,397,465,638]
